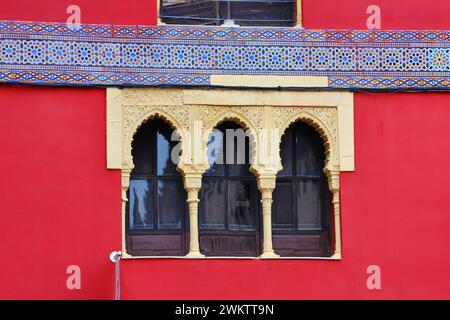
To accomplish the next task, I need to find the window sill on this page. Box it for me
[121,253,341,261]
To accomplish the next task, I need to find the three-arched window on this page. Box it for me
[126,118,331,257]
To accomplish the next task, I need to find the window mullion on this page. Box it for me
[292,128,298,230]
[153,128,159,230]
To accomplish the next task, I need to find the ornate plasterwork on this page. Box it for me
[122,104,190,168]
[108,87,353,259]
[199,105,264,131]
[272,106,339,172]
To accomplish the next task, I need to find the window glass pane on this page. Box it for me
[230,2,295,27]
[205,130,225,176]
[156,127,178,176]
[278,128,293,177]
[295,124,325,177]
[199,180,226,229]
[227,131,252,177]
[131,123,153,175]
[273,181,294,229]
[161,0,220,26]
[228,181,256,230]
[129,179,154,229]
[297,180,322,230]
[157,179,183,229]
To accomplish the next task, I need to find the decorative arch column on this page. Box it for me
[180,169,207,258]
[326,169,342,259]
[254,171,279,258]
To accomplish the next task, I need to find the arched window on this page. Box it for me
[126,118,187,256]
[273,122,332,257]
[199,121,261,256]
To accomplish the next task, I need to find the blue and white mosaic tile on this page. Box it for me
[1,20,450,89]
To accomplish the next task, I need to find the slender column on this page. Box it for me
[332,189,342,258]
[295,0,303,28]
[183,173,205,258]
[186,188,203,257]
[121,168,132,257]
[328,171,342,259]
[257,175,279,258]
[157,0,163,25]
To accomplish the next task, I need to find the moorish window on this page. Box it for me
[160,0,296,26]
[199,122,261,256]
[126,118,188,256]
[113,89,352,259]
[272,122,332,257]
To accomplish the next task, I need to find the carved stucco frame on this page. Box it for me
[107,88,354,259]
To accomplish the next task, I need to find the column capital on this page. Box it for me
[182,172,205,258]
[255,173,277,193]
[328,170,340,192]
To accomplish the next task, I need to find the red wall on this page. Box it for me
[1,88,450,299]
[2,0,450,29]
[303,0,450,29]
[1,1,450,299]
[0,0,156,25]
[0,86,121,299]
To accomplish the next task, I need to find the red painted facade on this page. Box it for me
[1,1,450,299]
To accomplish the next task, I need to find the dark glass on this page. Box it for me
[127,118,187,256]
[274,122,331,256]
[273,181,293,229]
[199,180,226,229]
[295,124,325,177]
[297,180,321,230]
[205,130,225,176]
[129,179,154,229]
[157,180,183,229]
[200,122,258,230]
[278,128,293,177]
[274,122,326,231]
[228,181,255,230]
[156,128,179,176]
[227,128,252,177]
[131,122,153,175]
[128,119,185,231]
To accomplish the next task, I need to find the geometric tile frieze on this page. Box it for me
[2,20,450,89]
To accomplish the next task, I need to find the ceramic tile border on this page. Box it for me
[2,20,450,90]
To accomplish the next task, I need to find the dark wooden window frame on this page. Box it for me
[199,122,262,257]
[273,122,333,257]
[126,119,189,256]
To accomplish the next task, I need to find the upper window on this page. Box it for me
[272,122,332,257]
[126,118,188,256]
[160,0,296,26]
